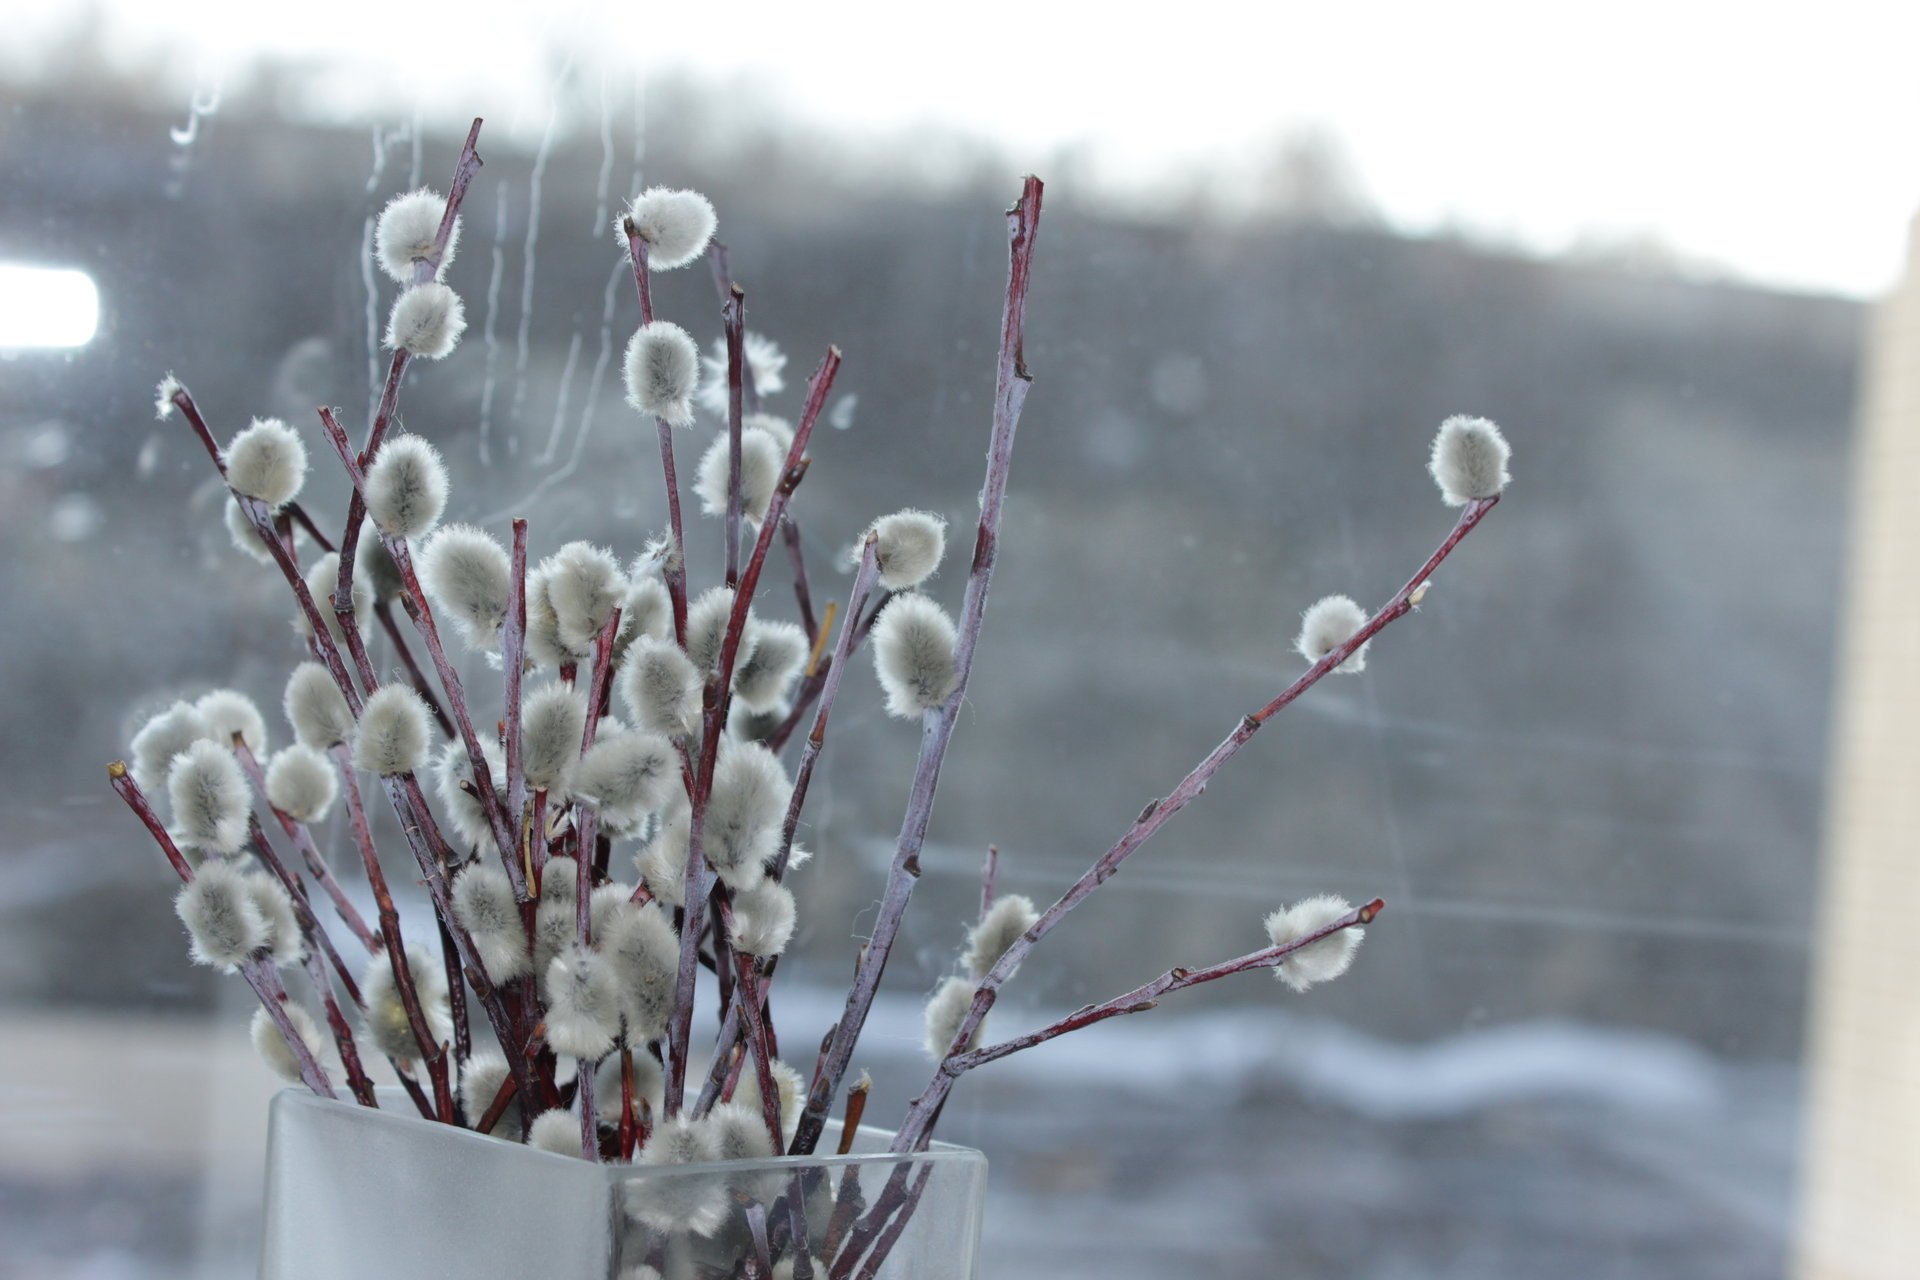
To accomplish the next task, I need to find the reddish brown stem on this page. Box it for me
[980,845,999,919]
[723,284,746,587]
[502,519,531,901]
[781,516,819,643]
[233,739,378,955]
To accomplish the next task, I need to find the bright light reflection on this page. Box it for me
[0,263,100,350]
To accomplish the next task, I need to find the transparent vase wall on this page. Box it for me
[260,1089,987,1279]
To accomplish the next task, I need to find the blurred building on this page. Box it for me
[1798,214,1920,1280]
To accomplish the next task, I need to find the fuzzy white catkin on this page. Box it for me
[694,426,784,525]
[965,893,1038,981]
[707,1101,779,1199]
[867,509,947,591]
[633,807,689,908]
[1295,594,1370,673]
[599,898,680,1042]
[613,573,673,663]
[176,859,268,970]
[355,521,406,601]
[247,873,304,967]
[155,373,183,420]
[871,594,959,718]
[1265,894,1366,993]
[732,1058,805,1147]
[460,1051,517,1134]
[224,417,307,509]
[618,188,717,270]
[284,662,356,749]
[703,742,790,891]
[452,863,531,982]
[362,946,451,1064]
[594,1050,666,1124]
[374,188,458,283]
[534,858,581,977]
[264,744,338,823]
[1429,414,1512,507]
[385,282,466,359]
[523,569,574,668]
[624,321,700,428]
[196,689,268,755]
[250,1004,326,1083]
[923,975,985,1060]
[771,1258,827,1280]
[168,739,251,855]
[364,435,449,538]
[543,542,625,654]
[296,553,370,647]
[353,685,432,776]
[620,636,702,737]
[522,682,588,794]
[130,701,212,794]
[732,619,808,714]
[573,729,677,830]
[225,496,276,564]
[696,333,788,415]
[527,1108,583,1157]
[543,945,623,1061]
[591,882,635,939]
[629,1116,727,1237]
[727,881,796,958]
[433,737,505,853]
[419,524,512,650]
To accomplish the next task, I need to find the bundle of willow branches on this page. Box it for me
[110,118,1509,1278]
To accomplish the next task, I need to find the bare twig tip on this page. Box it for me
[1359,898,1386,925]
[107,760,127,779]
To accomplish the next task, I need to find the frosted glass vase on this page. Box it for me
[260,1089,987,1279]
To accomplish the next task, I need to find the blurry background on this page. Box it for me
[1,3,1913,1277]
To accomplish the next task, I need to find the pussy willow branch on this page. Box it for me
[283,501,336,553]
[890,497,1499,1156]
[107,763,336,1099]
[244,814,361,1009]
[572,610,621,1161]
[724,284,747,588]
[231,739,377,954]
[979,846,999,919]
[503,519,530,901]
[621,229,690,648]
[791,176,1043,1158]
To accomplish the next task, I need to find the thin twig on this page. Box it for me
[724,284,746,587]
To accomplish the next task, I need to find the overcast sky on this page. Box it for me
[17,0,1920,297]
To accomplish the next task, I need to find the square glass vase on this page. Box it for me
[260,1088,987,1279]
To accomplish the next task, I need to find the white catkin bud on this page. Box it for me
[362,946,451,1064]
[1265,894,1366,993]
[534,857,581,977]
[1295,594,1370,674]
[923,975,985,1060]
[871,594,959,718]
[696,333,788,415]
[225,496,276,564]
[574,729,677,831]
[543,542,625,654]
[364,435,449,539]
[295,552,370,647]
[728,881,796,958]
[613,573,673,665]
[356,521,406,602]
[629,1115,727,1238]
[543,945,623,1061]
[385,282,466,359]
[247,873,304,967]
[620,637,701,737]
[176,859,267,971]
[523,568,575,668]
[595,1050,665,1124]
[433,737,505,853]
[1429,414,1512,507]
[867,510,947,591]
[685,585,750,675]
[634,807,689,909]
[772,1258,827,1280]
[196,689,268,755]
[528,1108,583,1157]
[130,701,212,794]
[461,1051,518,1134]
[284,662,355,750]
[453,863,531,982]
[155,373,183,420]
[618,187,717,270]
[374,188,458,284]
[522,682,588,794]
[265,744,338,823]
[965,893,1038,981]
[599,898,680,1042]
[623,321,700,428]
[743,411,793,449]
[694,426,785,526]
[732,619,807,714]
[251,1004,325,1083]
[591,882,635,940]
[168,739,251,855]
[707,1100,780,1199]
[732,1058,804,1147]
[353,685,432,777]
[419,524,512,651]
[704,742,789,891]
[224,417,308,509]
